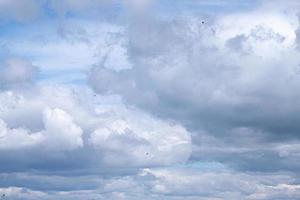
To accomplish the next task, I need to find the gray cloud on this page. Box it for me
[0,166,299,200]
[0,0,41,22]
[2,1,300,199]
[0,58,39,91]
[88,6,300,174]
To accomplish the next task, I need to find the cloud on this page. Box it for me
[0,58,39,91]
[138,167,300,200]
[1,165,299,200]
[87,6,300,173]
[89,113,191,166]
[0,83,192,199]
[0,84,191,171]
[2,0,300,199]
[0,119,42,150]
[49,0,117,16]
[123,0,154,15]
[41,108,83,151]
[0,0,119,22]
[0,0,41,22]
[0,106,83,152]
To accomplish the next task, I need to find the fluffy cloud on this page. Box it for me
[0,119,42,150]
[90,112,191,166]
[0,106,83,151]
[41,108,83,151]
[0,84,191,170]
[0,80,192,198]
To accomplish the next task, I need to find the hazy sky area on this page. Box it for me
[1,0,300,199]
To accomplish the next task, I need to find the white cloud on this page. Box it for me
[40,108,83,151]
[139,167,300,200]
[0,119,42,150]
[90,112,191,166]
[0,106,83,151]
[1,166,298,200]
[0,84,191,167]
[0,187,46,200]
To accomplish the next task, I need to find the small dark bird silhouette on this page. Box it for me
[201,21,205,24]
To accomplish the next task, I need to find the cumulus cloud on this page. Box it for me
[41,108,83,151]
[88,5,300,173]
[0,119,42,150]
[0,106,83,152]
[89,112,191,166]
[0,84,191,170]
[0,80,192,200]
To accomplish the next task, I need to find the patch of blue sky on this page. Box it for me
[1,19,128,85]
[0,20,99,80]
[38,70,87,85]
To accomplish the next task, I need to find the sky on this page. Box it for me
[1,0,300,199]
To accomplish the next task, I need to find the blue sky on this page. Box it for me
[0,0,259,85]
[1,0,300,199]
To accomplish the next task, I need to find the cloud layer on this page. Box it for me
[1,0,300,199]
